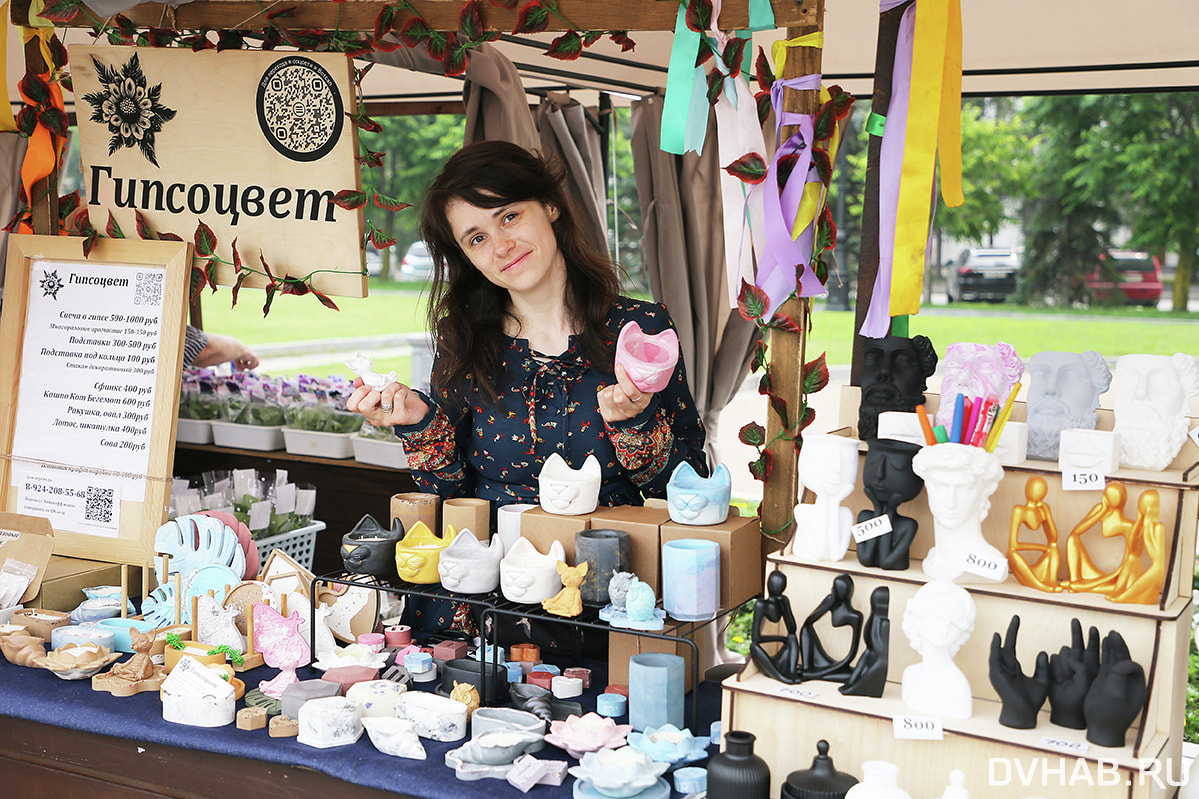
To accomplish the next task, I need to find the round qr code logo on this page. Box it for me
[257,56,343,162]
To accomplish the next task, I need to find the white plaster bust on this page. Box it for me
[901,580,975,719]
[1026,350,1112,461]
[913,443,1007,584]
[791,433,860,561]
[935,342,1024,431]
[1112,353,1199,471]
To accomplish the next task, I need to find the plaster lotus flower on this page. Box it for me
[567,746,670,797]
[545,712,632,759]
[312,642,389,671]
[33,642,122,680]
[615,321,679,394]
[626,723,711,763]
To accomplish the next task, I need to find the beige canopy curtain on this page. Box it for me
[535,97,609,258]
[629,93,759,463]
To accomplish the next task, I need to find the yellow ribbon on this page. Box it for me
[0,4,18,132]
[771,30,823,81]
[890,0,963,317]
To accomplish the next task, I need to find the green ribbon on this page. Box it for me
[865,112,887,137]
[661,5,705,155]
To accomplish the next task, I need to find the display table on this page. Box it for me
[173,443,417,574]
[0,653,722,799]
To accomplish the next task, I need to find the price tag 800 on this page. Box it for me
[892,714,943,740]
[1062,470,1104,491]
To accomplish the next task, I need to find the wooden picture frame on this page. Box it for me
[0,234,191,566]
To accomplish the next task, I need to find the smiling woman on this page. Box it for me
[345,140,709,512]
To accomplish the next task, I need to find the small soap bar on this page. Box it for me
[357,633,385,653]
[504,662,525,683]
[530,663,560,675]
[508,754,550,793]
[475,644,505,664]
[433,640,470,661]
[510,642,540,662]
[321,665,380,693]
[269,715,299,737]
[674,766,707,794]
[411,662,439,683]
[519,660,543,675]
[384,625,412,647]
[563,667,591,688]
[237,706,268,730]
[405,651,434,673]
[596,692,627,717]
[346,679,407,718]
[281,679,342,720]
[551,675,583,698]
[605,684,628,697]
[527,671,554,690]
[537,759,569,786]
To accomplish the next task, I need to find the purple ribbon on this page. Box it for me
[755,73,827,320]
[859,2,917,338]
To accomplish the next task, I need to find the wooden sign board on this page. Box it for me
[70,45,366,299]
[0,235,190,566]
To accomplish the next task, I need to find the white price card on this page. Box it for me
[1062,470,1104,491]
[960,550,1007,581]
[893,715,943,740]
[1039,736,1089,756]
[852,514,893,544]
[777,686,819,700]
[1189,425,1199,448]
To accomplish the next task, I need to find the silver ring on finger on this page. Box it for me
[380,403,394,412]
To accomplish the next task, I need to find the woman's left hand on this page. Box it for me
[598,364,653,424]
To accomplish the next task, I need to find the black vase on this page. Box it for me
[708,731,770,799]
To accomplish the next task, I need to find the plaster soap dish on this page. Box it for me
[297,696,364,748]
[161,655,237,728]
[395,691,468,741]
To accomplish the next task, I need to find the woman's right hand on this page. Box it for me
[346,377,429,428]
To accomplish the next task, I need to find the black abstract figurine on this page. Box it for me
[840,586,890,697]
[799,573,863,682]
[1048,618,1100,730]
[750,570,802,684]
[857,334,938,440]
[1083,630,1147,747]
[855,438,924,571]
[988,615,1050,729]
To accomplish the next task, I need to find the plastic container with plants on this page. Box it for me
[283,376,361,434]
[169,468,316,541]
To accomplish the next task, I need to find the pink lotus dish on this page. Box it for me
[615,322,679,394]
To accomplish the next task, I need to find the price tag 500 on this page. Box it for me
[851,514,893,544]
[892,715,943,740]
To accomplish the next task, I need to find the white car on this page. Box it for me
[399,241,435,280]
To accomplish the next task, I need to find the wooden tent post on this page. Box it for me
[760,3,826,560]
[850,1,910,385]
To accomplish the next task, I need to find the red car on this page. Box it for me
[1086,250,1163,307]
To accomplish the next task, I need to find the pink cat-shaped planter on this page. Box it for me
[615,322,679,394]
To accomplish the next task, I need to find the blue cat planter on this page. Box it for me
[666,462,731,526]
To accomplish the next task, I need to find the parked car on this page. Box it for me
[399,241,435,280]
[364,249,384,276]
[1086,250,1163,307]
[945,247,1021,303]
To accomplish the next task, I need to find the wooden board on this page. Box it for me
[0,235,190,566]
[70,45,365,299]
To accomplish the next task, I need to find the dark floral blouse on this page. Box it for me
[393,297,708,509]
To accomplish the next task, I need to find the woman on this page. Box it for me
[348,141,708,510]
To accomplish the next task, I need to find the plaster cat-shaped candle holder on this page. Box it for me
[791,432,861,562]
[341,513,402,576]
[499,537,567,604]
[438,529,504,594]
[395,521,452,584]
[538,453,601,516]
[666,462,731,526]
[615,321,680,394]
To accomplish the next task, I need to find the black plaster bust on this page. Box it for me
[857,334,938,440]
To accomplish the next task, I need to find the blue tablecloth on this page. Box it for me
[0,654,722,799]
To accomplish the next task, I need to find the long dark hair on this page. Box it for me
[420,141,619,404]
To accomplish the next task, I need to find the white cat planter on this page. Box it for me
[666,462,731,526]
[438,530,504,594]
[500,537,567,604]
[538,453,601,516]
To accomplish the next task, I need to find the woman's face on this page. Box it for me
[444,198,566,297]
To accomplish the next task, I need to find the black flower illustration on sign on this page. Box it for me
[82,53,176,167]
[39,270,64,300]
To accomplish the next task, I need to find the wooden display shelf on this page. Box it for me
[722,665,1181,799]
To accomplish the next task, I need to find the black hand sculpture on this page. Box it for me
[855,438,924,571]
[988,615,1050,729]
[749,570,802,684]
[840,586,890,697]
[1083,630,1148,748]
[800,573,863,682]
[1048,618,1100,729]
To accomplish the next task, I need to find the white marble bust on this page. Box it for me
[1112,353,1199,471]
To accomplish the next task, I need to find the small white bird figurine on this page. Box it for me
[345,351,398,391]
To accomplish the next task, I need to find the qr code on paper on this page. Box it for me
[85,485,115,524]
[134,271,163,306]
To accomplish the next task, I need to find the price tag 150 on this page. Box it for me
[892,715,943,740]
[851,514,893,544]
[960,551,1007,581]
[1062,470,1104,491]
[1039,736,1089,756]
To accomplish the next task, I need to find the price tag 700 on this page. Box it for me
[1039,736,1089,756]
[1062,470,1103,491]
[893,715,943,740]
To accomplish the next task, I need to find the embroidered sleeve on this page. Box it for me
[392,382,473,498]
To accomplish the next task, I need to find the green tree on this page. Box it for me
[359,114,465,277]
[1017,96,1121,306]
